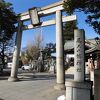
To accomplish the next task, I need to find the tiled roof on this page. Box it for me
[64,39,100,54]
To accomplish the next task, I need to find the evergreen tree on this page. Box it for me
[0,1,17,69]
[63,20,78,42]
[63,0,100,35]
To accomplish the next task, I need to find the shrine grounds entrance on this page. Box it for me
[8,0,76,90]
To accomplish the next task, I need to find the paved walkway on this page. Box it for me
[0,71,66,100]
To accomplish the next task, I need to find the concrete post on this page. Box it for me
[94,69,100,100]
[65,29,92,100]
[8,20,23,82]
[74,29,85,82]
[54,10,65,90]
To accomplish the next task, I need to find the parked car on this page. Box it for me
[21,65,32,71]
[7,62,12,68]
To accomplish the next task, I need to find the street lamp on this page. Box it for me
[29,7,41,26]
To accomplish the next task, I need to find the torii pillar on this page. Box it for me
[8,20,23,82]
[54,10,65,90]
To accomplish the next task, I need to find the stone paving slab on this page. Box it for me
[0,72,65,100]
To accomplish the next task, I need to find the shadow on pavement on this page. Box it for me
[0,68,74,81]
[19,73,56,81]
[0,98,5,100]
[0,77,8,80]
[19,73,74,82]
[33,74,56,80]
[0,69,10,80]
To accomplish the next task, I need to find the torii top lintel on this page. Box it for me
[18,0,76,30]
[19,0,65,21]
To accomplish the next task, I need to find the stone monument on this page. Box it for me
[65,29,92,100]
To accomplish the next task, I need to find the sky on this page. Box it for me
[5,0,100,49]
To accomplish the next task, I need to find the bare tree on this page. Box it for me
[21,33,44,64]
[26,43,40,60]
[33,33,44,49]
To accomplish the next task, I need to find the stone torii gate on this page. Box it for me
[8,1,76,90]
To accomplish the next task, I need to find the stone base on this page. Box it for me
[94,69,100,100]
[8,76,19,82]
[65,81,92,100]
[54,83,65,90]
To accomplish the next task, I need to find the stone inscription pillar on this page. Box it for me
[65,29,92,100]
[74,29,85,82]
[54,10,65,90]
[8,20,23,82]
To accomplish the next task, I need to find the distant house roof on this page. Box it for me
[85,44,100,54]
[64,39,100,54]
